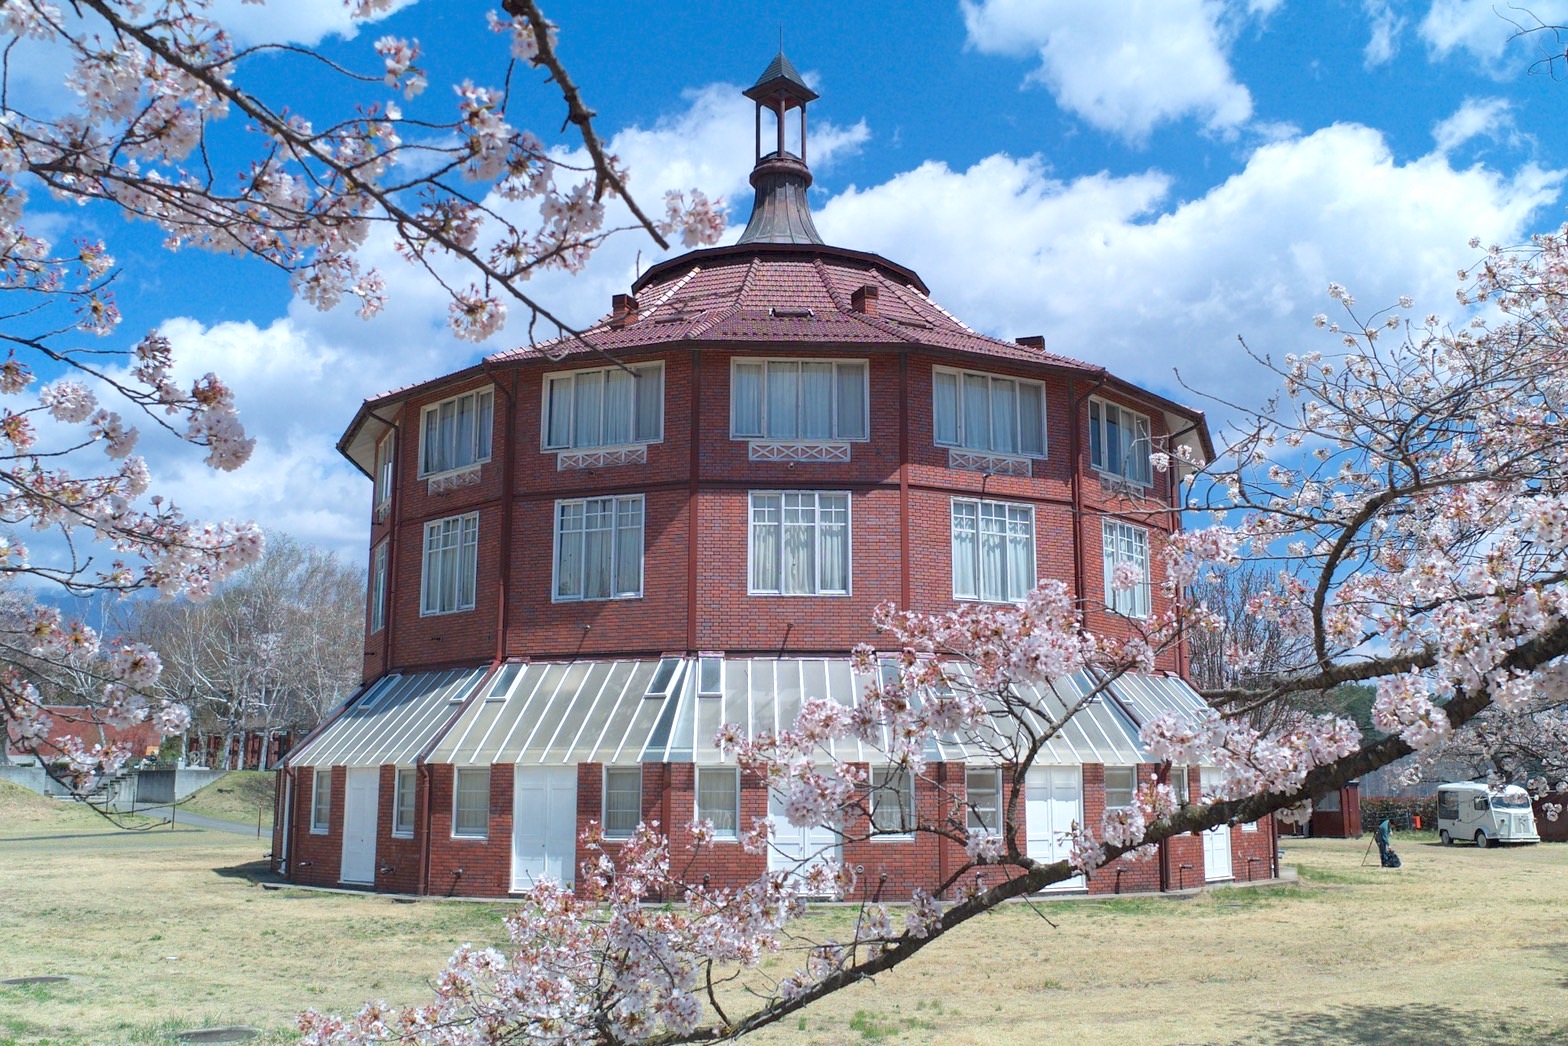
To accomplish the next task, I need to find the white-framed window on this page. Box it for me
[966,767,1002,834]
[870,766,915,835]
[1104,766,1137,810]
[951,498,1035,603]
[932,367,1046,457]
[1170,765,1191,806]
[543,362,663,450]
[393,767,416,838]
[421,513,479,616]
[452,767,489,839]
[553,495,644,601]
[604,767,642,839]
[369,541,388,634]
[419,387,494,476]
[697,656,723,697]
[310,770,331,833]
[1088,397,1152,485]
[749,491,850,595]
[695,767,740,839]
[1102,519,1151,619]
[731,359,868,441]
[373,432,395,516]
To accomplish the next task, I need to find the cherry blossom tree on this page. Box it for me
[0,0,722,787]
[298,226,1568,1042]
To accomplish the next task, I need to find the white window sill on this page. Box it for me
[391,830,414,840]
[451,833,489,842]
[747,591,852,598]
[310,827,328,835]
[420,605,476,618]
[552,593,643,604]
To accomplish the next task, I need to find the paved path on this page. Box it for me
[122,803,269,838]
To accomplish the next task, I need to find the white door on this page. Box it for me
[1200,768,1233,882]
[767,788,841,883]
[512,766,578,891]
[340,767,379,885]
[1025,765,1084,890]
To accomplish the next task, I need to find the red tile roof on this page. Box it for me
[485,244,1098,373]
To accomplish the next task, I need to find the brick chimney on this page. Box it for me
[850,285,880,317]
[1015,335,1045,350]
[610,293,639,329]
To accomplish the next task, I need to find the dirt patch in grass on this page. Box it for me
[5,823,1568,1044]
[178,770,276,828]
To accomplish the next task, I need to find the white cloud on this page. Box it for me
[1432,97,1518,154]
[208,0,417,48]
[960,0,1255,141]
[815,124,1561,429]
[1363,0,1406,67]
[1419,0,1568,73]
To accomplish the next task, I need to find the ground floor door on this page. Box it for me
[767,787,841,884]
[1200,767,1233,882]
[512,766,578,891]
[340,767,379,885]
[1025,765,1084,890]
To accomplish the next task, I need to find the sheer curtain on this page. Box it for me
[1018,384,1044,456]
[583,498,613,599]
[951,501,978,598]
[633,365,662,442]
[834,363,867,440]
[602,368,634,446]
[933,370,959,446]
[750,494,780,591]
[766,361,799,439]
[817,494,849,593]
[962,374,989,450]
[801,363,832,438]
[556,502,583,598]
[732,363,763,437]
[1006,506,1033,600]
[990,378,1017,454]
[546,377,572,448]
[573,371,603,449]
[782,492,816,594]
[614,497,643,596]
[979,502,1005,601]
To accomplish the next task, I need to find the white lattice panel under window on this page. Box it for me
[426,465,481,495]
[748,441,851,463]
[948,450,1031,477]
[556,446,647,471]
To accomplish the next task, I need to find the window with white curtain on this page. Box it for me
[749,491,850,595]
[696,767,740,839]
[966,767,1002,833]
[604,767,642,838]
[421,513,479,616]
[553,495,644,601]
[870,766,916,834]
[453,768,490,838]
[1105,766,1137,809]
[1102,519,1151,618]
[310,770,330,833]
[373,432,395,515]
[1088,397,1153,485]
[932,367,1046,456]
[393,767,415,837]
[730,359,868,440]
[419,387,493,476]
[369,541,388,634]
[951,498,1035,603]
[543,362,663,450]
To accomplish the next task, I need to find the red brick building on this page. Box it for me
[273,54,1274,899]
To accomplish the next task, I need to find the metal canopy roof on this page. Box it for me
[1103,671,1210,731]
[287,668,491,769]
[429,657,1171,769]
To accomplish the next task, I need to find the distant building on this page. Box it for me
[273,54,1273,898]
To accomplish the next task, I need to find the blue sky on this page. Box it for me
[19,0,1568,572]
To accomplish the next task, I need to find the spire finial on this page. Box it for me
[737,52,824,246]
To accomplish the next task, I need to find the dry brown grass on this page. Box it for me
[2,809,1567,1045]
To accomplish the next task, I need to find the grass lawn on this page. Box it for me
[177,770,276,829]
[3,782,1568,1044]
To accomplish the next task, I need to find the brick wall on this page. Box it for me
[361,347,1191,674]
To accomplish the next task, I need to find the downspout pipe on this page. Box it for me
[480,362,517,667]
[1066,369,1110,611]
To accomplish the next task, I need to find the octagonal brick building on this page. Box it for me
[274,54,1275,900]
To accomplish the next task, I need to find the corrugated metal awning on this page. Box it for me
[287,668,491,768]
[431,657,1170,768]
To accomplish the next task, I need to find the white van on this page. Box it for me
[1436,783,1540,847]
